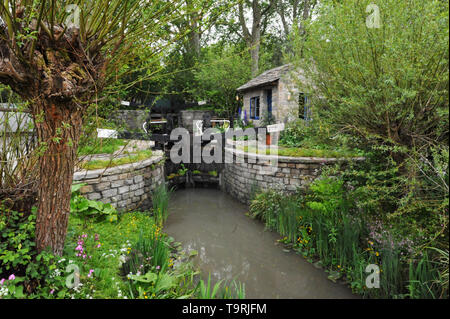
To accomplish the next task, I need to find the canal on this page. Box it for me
[165,188,357,299]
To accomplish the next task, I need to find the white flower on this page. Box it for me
[0,286,8,297]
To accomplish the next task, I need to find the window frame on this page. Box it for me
[250,96,260,120]
[298,93,312,121]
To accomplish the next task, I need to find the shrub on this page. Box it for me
[0,204,70,298]
[70,183,118,224]
[249,176,448,298]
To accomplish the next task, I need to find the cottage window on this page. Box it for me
[250,96,260,119]
[298,93,312,121]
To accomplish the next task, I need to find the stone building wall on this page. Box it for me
[73,152,165,211]
[241,86,279,127]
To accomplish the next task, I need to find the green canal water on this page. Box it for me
[165,188,357,299]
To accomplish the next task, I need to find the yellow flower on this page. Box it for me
[375,252,379,256]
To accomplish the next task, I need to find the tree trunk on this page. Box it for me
[250,41,260,77]
[32,100,83,255]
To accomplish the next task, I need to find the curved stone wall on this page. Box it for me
[223,148,364,204]
[73,151,165,211]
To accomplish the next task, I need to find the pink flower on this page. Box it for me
[155,266,160,270]
[50,289,55,294]
[0,278,5,286]
[87,269,94,278]
[75,245,83,251]
[96,243,101,248]
[8,274,15,281]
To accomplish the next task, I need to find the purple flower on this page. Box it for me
[96,243,101,248]
[8,274,15,281]
[156,266,160,270]
[50,289,55,294]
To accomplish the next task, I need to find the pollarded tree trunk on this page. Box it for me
[32,100,84,255]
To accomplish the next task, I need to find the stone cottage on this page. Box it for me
[236,64,311,127]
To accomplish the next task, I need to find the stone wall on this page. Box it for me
[223,148,364,205]
[73,152,165,211]
[179,110,214,133]
[111,110,149,132]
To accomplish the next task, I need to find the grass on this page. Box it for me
[239,145,360,158]
[78,138,126,156]
[79,150,153,170]
[64,212,157,298]
[152,183,171,226]
[249,179,447,299]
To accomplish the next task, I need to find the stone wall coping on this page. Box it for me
[73,151,164,181]
[224,147,365,164]
[180,110,213,113]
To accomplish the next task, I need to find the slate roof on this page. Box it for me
[237,64,291,92]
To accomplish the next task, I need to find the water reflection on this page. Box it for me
[165,188,357,299]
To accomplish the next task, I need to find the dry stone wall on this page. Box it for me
[223,148,364,205]
[73,152,165,211]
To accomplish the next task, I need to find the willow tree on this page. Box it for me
[0,0,188,255]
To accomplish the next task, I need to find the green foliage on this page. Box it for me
[196,274,246,299]
[64,212,156,298]
[208,170,218,177]
[293,0,448,149]
[79,150,153,170]
[70,184,118,223]
[0,204,71,299]
[290,0,449,250]
[194,44,252,118]
[78,138,126,156]
[249,176,447,298]
[196,273,224,299]
[121,223,204,299]
[177,164,188,176]
[0,206,36,272]
[241,145,360,158]
[152,183,171,226]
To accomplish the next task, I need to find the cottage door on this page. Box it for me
[266,89,272,118]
